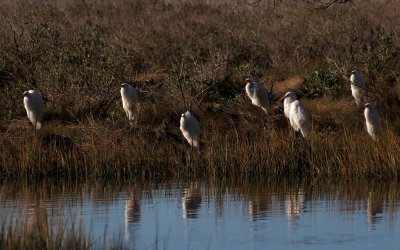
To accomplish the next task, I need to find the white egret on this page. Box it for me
[281,92,310,138]
[282,91,297,119]
[23,90,44,130]
[289,100,311,138]
[364,103,381,142]
[120,83,138,122]
[245,78,270,113]
[180,111,200,147]
[350,70,366,106]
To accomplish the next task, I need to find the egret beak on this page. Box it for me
[278,95,286,102]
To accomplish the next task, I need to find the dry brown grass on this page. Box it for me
[1,115,399,179]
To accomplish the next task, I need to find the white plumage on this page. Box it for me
[283,91,297,119]
[350,70,366,106]
[282,91,310,138]
[245,78,269,113]
[120,83,138,122]
[364,103,381,142]
[180,111,200,147]
[289,100,310,138]
[23,90,44,130]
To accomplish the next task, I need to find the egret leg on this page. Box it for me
[293,132,310,175]
[127,110,137,128]
[186,143,193,168]
[133,116,138,127]
[258,107,268,131]
[295,130,301,140]
[33,118,38,134]
[134,105,140,127]
[128,108,139,127]
[191,140,194,161]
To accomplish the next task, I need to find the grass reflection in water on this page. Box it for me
[0,178,399,249]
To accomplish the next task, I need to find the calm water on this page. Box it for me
[0,179,399,249]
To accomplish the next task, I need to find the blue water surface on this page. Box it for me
[0,180,399,249]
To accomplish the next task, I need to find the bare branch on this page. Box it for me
[241,0,353,9]
[317,0,352,9]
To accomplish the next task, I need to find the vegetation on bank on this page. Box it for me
[1,0,400,179]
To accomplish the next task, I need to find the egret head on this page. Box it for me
[351,70,357,74]
[245,78,254,90]
[23,91,29,97]
[364,103,373,108]
[281,91,297,102]
[182,111,190,118]
[121,83,127,88]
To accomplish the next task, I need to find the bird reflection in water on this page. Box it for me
[26,200,49,237]
[285,189,305,226]
[125,190,141,241]
[247,193,273,221]
[367,191,384,227]
[182,184,202,219]
[248,201,268,221]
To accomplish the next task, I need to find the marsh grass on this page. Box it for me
[1,0,400,179]
[1,115,400,179]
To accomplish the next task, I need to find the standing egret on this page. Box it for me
[282,91,297,119]
[350,70,366,106]
[245,78,270,113]
[289,99,310,138]
[180,111,200,147]
[120,83,138,123]
[364,103,381,142]
[23,90,44,130]
[281,92,310,138]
